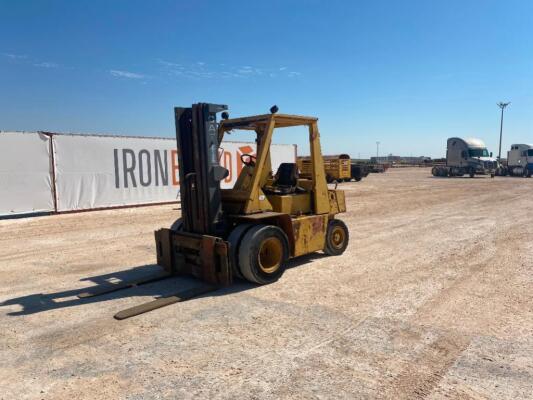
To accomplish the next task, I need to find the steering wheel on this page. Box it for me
[240,153,257,167]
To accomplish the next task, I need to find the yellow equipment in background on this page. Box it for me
[298,154,351,182]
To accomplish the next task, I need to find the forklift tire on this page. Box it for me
[238,224,289,285]
[227,223,254,280]
[324,219,349,256]
[170,218,183,232]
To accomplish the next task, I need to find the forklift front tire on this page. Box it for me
[324,219,349,256]
[238,225,289,284]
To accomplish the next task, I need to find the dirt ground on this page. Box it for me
[1,168,532,400]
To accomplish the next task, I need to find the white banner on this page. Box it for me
[0,132,55,215]
[53,134,296,212]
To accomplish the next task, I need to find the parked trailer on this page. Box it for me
[298,154,352,182]
[297,156,312,179]
[368,163,387,173]
[324,154,351,182]
[432,137,498,178]
[298,154,371,183]
[499,144,533,177]
[350,163,369,181]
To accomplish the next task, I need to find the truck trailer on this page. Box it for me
[431,137,498,178]
[298,154,369,182]
[350,163,370,181]
[501,144,533,177]
[298,154,351,183]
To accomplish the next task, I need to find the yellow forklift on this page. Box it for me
[79,104,349,319]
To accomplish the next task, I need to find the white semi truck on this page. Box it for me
[432,137,498,178]
[502,144,533,177]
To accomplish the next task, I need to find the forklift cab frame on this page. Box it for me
[218,113,332,217]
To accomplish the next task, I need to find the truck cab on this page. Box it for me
[507,144,533,177]
[446,137,498,176]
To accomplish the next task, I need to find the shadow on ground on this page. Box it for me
[0,253,326,316]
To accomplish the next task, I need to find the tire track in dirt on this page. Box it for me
[383,333,471,399]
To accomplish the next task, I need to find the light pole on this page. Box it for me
[497,102,510,160]
[376,141,380,162]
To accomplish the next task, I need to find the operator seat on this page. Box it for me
[272,163,299,194]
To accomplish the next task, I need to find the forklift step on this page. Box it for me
[113,284,217,320]
[77,273,170,299]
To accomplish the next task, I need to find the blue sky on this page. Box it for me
[1,0,532,158]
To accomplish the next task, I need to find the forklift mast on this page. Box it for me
[174,103,229,236]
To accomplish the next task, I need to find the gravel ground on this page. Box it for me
[1,168,532,400]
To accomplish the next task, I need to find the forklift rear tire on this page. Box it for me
[238,225,289,284]
[227,223,254,280]
[324,219,349,256]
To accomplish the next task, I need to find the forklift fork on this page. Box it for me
[76,226,230,319]
[113,284,217,320]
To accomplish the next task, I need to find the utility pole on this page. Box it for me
[497,102,510,160]
[376,141,380,162]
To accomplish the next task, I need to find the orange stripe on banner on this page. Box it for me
[171,149,179,185]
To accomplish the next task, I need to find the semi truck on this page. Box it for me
[431,137,498,178]
[501,144,533,177]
